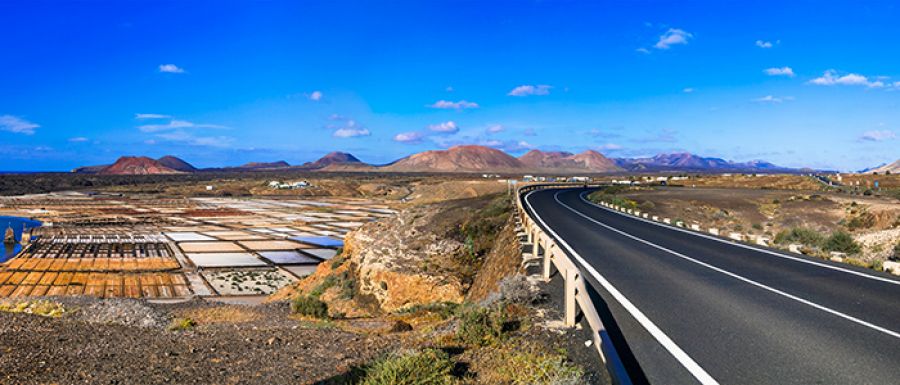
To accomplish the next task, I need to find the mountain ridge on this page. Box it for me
[73,146,802,174]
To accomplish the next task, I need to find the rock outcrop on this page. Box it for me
[343,205,468,312]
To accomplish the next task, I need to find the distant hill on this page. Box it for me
[519,149,621,172]
[518,150,574,168]
[70,147,798,175]
[615,152,790,172]
[97,156,182,175]
[236,161,291,170]
[74,156,192,174]
[302,152,362,169]
[71,164,109,174]
[156,155,196,172]
[384,145,524,172]
[867,159,900,174]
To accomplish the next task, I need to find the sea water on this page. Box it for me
[1,216,41,262]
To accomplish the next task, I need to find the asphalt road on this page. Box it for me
[524,188,900,385]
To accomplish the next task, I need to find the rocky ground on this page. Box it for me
[610,186,900,266]
[0,297,400,385]
[0,190,609,385]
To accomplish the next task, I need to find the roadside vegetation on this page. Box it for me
[587,186,640,210]
[0,300,67,317]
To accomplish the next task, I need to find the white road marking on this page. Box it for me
[554,190,900,340]
[577,191,900,287]
[525,191,720,385]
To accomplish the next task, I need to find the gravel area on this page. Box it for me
[0,297,399,385]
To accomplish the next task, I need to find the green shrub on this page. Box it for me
[309,275,338,298]
[0,300,66,317]
[847,213,876,230]
[167,317,196,331]
[360,349,454,385]
[487,350,584,385]
[774,227,825,247]
[330,248,347,269]
[291,295,329,319]
[456,305,509,347]
[395,302,460,320]
[823,231,861,255]
[639,200,656,211]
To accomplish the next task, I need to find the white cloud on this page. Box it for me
[154,130,234,148]
[635,47,651,54]
[158,64,185,73]
[394,131,424,143]
[752,95,793,103]
[486,124,504,134]
[596,143,623,151]
[428,121,459,134]
[755,40,773,48]
[138,119,227,133]
[764,66,795,77]
[308,91,323,101]
[859,130,896,142]
[0,115,39,135]
[654,28,692,49]
[428,100,479,110]
[68,137,89,143]
[331,120,370,138]
[507,84,552,96]
[135,113,172,119]
[683,87,695,93]
[809,70,885,88]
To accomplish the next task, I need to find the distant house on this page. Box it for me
[268,180,311,190]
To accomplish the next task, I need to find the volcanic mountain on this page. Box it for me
[616,152,789,172]
[518,150,574,168]
[236,161,291,170]
[384,145,524,172]
[519,149,622,172]
[301,152,363,169]
[156,155,197,172]
[867,159,900,174]
[98,156,183,175]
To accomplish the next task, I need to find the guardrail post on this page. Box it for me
[565,268,577,327]
[542,241,553,281]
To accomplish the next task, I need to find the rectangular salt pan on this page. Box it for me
[186,253,267,268]
[291,236,343,248]
[259,251,321,264]
[165,232,216,242]
[301,249,339,260]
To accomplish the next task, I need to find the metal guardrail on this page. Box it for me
[515,183,633,385]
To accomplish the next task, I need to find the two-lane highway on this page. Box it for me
[524,188,900,385]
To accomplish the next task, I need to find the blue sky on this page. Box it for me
[1,0,898,171]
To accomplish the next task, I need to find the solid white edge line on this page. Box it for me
[557,191,900,340]
[525,190,720,385]
[577,191,900,287]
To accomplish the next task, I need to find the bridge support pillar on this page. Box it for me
[565,269,577,327]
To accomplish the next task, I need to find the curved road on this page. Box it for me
[524,188,900,385]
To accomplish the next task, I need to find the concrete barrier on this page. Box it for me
[788,244,802,253]
[690,224,700,231]
[756,237,770,246]
[652,216,659,221]
[708,228,719,236]
[729,232,743,241]
[642,213,649,219]
[663,218,671,224]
